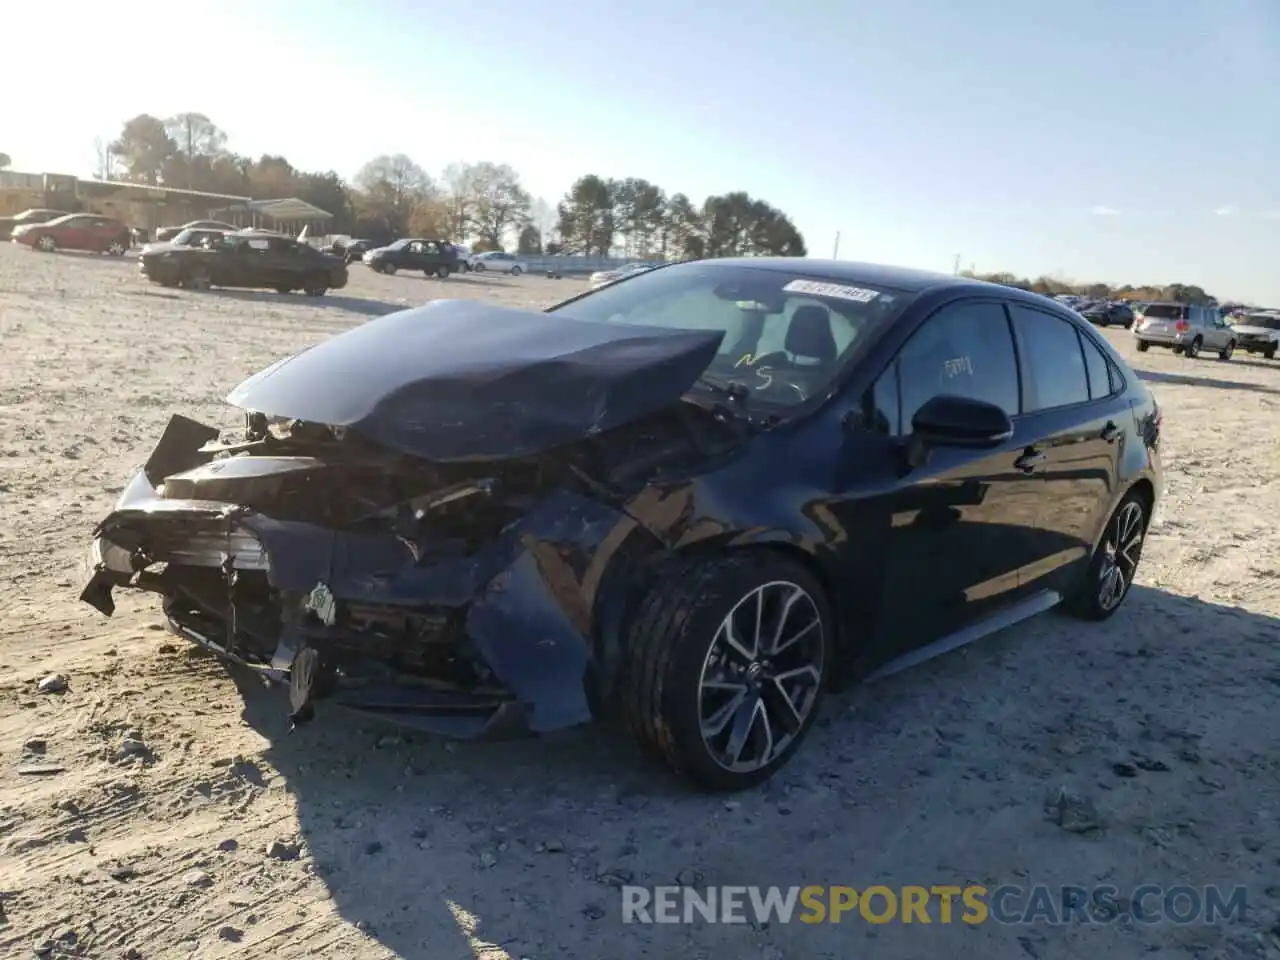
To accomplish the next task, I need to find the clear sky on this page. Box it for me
[7,1,1278,302]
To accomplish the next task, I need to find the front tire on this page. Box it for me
[1135,340,1150,352]
[1265,344,1278,361]
[1219,340,1235,361]
[473,261,486,272]
[511,265,523,276]
[619,552,832,792]
[1064,489,1148,621]
[434,264,449,279]
[302,273,328,296]
[36,235,57,252]
[382,262,398,276]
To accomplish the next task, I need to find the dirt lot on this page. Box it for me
[1,245,1279,960]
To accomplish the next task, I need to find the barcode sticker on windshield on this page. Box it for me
[782,279,880,303]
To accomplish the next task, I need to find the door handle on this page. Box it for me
[1014,450,1046,474]
[1100,421,1120,443]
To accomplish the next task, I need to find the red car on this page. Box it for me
[11,213,132,256]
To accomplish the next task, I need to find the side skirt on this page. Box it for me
[862,589,1063,684]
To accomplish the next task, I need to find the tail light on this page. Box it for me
[1175,320,1190,331]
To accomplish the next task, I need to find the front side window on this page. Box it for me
[1008,304,1090,410]
[548,262,910,410]
[894,300,1019,429]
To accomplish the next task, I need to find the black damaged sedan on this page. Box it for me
[81,259,1162,791]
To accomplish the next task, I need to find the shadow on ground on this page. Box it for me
[208,288,408,317]
[1137,369,1280,395]
[229,586,1280,959]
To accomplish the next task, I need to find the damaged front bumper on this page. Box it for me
[82,416,646,739]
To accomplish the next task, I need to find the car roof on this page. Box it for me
[706,257,1004,296]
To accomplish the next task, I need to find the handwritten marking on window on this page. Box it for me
[944,356,973,378]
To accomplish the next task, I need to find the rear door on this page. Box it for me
[1006,303,1123,596]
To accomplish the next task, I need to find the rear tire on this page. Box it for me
[619,551,833,792]
[1265,345,1278,361]
[1135,340,1150,352]
[106,239,127,256]
[1184,337,1202,359]
[435,264,449,279]
[275,285,293,294]
[1064,488,1148,621]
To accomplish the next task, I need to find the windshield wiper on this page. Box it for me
[696,373,751,406]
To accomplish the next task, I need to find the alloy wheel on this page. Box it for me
[107,241,125,256]
[1098,501,1145,612]
[37,236,56,252]
[697,580,824,774]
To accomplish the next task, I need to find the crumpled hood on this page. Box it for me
[226,299,724,461]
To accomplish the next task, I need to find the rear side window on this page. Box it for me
[1008,305,1091,410]
[1079,332,1114,399]
[1141,304,1186,320]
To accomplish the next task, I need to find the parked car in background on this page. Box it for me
[1133,302,1235,359]
[11,213,133,255]
[450,243,475,272]
[325,238,377,264]
[1229,311,1280,360]
[0,208,72,241]
[471,251,527,275]
[588,261,660,289]
[363,238,458,278]
[80,258,1162,791]
[140,227,228,256]
[155,220,238,243]
[1079,301,1135,328]
[139,229,347,295]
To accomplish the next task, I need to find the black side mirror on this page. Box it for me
[911,394,1013,449]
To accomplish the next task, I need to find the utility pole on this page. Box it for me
[832,231,840,259]
[953,253,961,275]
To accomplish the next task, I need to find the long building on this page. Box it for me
[0,170,332,235]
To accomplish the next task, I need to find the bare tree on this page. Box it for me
[354,154,435,234]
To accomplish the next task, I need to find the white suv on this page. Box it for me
[1230,311,1280,360]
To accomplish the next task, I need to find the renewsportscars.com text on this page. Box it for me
[621,884,1248,925]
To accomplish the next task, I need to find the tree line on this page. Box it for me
[962,271,1225,307]
[100,112,807,258]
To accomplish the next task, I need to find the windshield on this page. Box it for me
[172,229,204,245]
[548,261,910,409]
[387,239,410,250]
[1242,314,1280,330]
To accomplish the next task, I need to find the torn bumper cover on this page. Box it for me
[81,420,644,740]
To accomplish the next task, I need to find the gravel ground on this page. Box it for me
[1,244,1279,960]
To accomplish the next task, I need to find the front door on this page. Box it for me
[56,216,93,250]
[860,298,1044,662]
